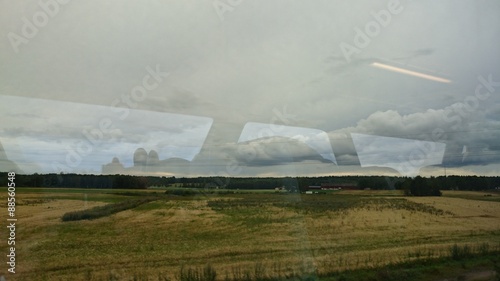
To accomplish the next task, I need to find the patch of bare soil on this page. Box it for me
[437,270,497,281]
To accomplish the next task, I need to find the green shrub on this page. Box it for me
[477,242,490,255]
[61,198,157,221]
[449,244,472,260]
[179,264,217,281]
[165,189,199,196]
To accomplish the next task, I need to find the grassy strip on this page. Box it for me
[61,197,158,221]
[172,252,499,281]
[443,194,500,203]
[324,252,500,281]
[208,195,450,215]
[78,252,500,281]
[106,191,164,197]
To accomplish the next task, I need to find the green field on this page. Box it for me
[1,188,499,280]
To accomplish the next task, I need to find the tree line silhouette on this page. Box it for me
[1,172,499,195]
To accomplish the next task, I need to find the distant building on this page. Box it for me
[301,183,359,193]
[320,183,359,190]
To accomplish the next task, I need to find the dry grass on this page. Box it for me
[0,189,499,280]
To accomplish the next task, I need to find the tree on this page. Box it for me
[358,177,388,190]
[405,176,442,196]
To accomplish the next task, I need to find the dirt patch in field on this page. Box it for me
[436,269,497,281]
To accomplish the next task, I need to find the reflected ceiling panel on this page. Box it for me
[239,122,337,164]
[351,133,446,177]
[371,62,452,84]
[0,95,213,174]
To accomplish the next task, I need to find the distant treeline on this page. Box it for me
[0,173,158,189]
[1,172,499,191]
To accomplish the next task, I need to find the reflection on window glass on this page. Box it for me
[1,1,500,280]
[351,133,446,177]
[238,122,337,164]
[0,95,213,175]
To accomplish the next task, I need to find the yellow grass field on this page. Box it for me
[0,189,499,280]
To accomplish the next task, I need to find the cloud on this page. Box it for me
[235,137,333,166]
[329,97,500,173]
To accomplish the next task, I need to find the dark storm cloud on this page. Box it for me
[329,92,500,172]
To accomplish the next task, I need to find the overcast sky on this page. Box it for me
[1,0,499,177]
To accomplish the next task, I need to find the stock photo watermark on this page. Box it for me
[339,0,404,62]
[213,0,244,21]
[204,105,298,191]
[393,74,500,177]
[443,75,499,130]
[6,172,17,274]
[7,0,71,54]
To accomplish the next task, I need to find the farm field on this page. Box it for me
[0,188,499,280]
